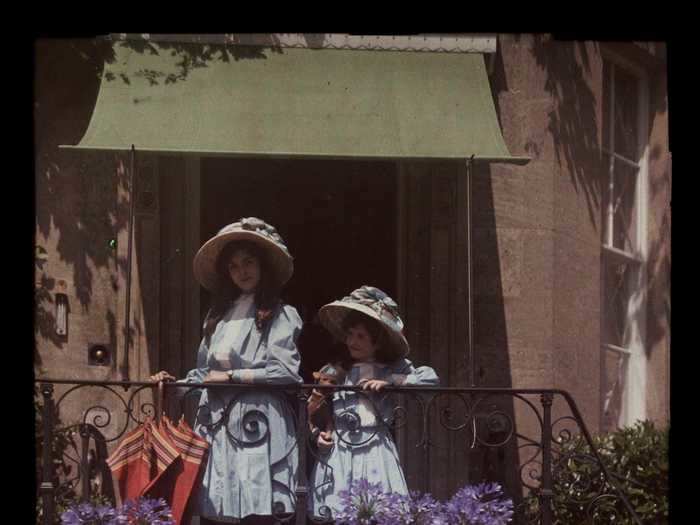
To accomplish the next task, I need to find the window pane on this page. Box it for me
[602,348,628,432]
[614,65,639,160]
[602,260,635,348]
[611,159,638,253]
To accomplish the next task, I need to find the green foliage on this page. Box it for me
[525,420,669,524]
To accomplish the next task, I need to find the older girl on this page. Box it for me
[151,217,302,523]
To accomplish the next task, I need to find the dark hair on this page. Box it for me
[340,310,394,365]
[203,240,281,344]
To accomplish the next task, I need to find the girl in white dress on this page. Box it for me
[308,285,439,519]
[151,217,302,524]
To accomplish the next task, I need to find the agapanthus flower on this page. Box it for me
[61,503,94,524]
[59,508,83,525]
[333,479,513,525]
[380,490,448,525]
[444,482,514,525]
[119,497,174,525]
[61,497,174,525]
[335,479,390,525]
[95,504,117,522]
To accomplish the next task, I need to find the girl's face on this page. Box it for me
[345,322,379,362]
[227,248,261,293]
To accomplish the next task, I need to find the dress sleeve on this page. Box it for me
[386,358,440,386]
[230,304,303,385]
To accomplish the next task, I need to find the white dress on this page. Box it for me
[180,296,303,520]
[309,359,439,518]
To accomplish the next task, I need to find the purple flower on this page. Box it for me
[76,503,95,516]
[61,497,174,525]
[335,479,389,524]
[95,504,116,521]
[60,508,82,525]
[334,479,513,525]
[444,483,514,525]
[380,490,449,525]
[121,497,174,525]
[61,502,99,524]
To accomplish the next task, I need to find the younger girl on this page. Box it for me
[151,217,302,523]
[308,285,439,518]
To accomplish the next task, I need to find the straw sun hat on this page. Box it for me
[318,285,409,360]
[193,217,293,292]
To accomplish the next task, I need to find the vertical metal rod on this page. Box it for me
[156,381,164,423]
[121,145,136,381]
[422,396,430,494]
[80,425,90,501]
[295,388,309,525]
[540,393,554,525]
[607,155,615,246]
[607,65,616,247]
[466,156,476,387]
[40,383,56,525]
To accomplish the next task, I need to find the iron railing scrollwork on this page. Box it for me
[36,380,643,525]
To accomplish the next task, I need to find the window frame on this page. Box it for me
[600,51,650,431]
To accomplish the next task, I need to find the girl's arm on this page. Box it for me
[229,304,303,385]
[387,358,440,386]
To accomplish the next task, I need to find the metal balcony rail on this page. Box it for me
[35,380,643,525]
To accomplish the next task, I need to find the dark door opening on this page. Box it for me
[200,157,398,380]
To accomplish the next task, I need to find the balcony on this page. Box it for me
[36,380,644,524]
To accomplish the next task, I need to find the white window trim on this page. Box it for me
[601,54,650,430]
[602,245,642,265]
[601,148,642,170]
[603,342,634,357]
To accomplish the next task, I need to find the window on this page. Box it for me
[600,57,649,432]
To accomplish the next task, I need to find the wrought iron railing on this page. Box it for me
[36,380,643,525]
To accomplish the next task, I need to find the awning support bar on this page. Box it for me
[121,145,136,381]
[466,155,476,387]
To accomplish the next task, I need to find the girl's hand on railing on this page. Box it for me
[203,370,231,383]
[150,371,176,382]
[359,379,390,392]
[316,430,334,451]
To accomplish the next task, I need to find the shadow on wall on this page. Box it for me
[528,35,604,229]
[35,39,120,350]
[646,71,671,356]
[488,36,607,226]
[471,43,519,506]
[34,37,283,355]
[498,35,670,359]
[34,247,61,360]
[529,35,670,356]
[646,157,671,356]
[470,161,523,507]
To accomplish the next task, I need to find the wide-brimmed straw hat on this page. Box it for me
[318,285,409,360]
[193,217,293,292]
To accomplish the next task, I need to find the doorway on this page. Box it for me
[160,155,473,496]
[200,157,398,379]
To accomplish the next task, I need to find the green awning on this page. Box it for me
[64,41,528,163]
